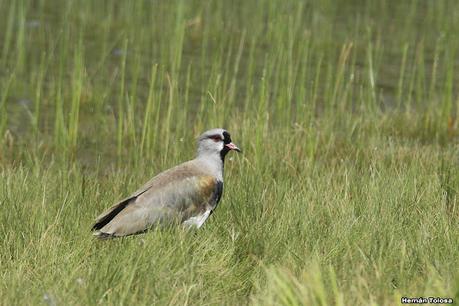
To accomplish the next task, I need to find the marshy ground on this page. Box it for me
[0,1,458,305]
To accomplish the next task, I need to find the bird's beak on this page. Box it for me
[225,142,242,153]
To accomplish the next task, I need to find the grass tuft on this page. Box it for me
[1,0,459,304]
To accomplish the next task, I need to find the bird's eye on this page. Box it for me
[208,135,222,142]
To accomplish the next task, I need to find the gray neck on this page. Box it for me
[196,152,224,181]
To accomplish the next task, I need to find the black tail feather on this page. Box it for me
[93,231,115,239]
[91,197,135,231]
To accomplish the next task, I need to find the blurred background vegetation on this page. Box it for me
[0,1,458,305]
[1,0,457,165]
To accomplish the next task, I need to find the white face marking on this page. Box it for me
[198,137,224,156]
[183,210,212,228]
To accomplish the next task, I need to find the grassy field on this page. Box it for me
[1,0,459,305]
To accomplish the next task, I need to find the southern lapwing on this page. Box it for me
[92,128,241,238]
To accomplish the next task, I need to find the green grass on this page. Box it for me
[1,0,459,305]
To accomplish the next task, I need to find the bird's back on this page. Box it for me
[92,159,222,237]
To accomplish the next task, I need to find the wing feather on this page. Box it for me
[92,161,221,237]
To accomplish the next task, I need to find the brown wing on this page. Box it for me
[92,162,220,237]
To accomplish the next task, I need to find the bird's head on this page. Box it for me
[197,128,241,161]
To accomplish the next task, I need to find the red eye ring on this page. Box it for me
[208,135,222,142]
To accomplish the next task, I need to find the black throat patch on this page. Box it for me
[220,131,232,161]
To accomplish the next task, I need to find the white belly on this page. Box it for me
[183,210,212,228]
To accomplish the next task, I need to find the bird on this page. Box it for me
[91,128,241,238]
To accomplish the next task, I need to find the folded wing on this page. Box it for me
[92,163,222,237]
